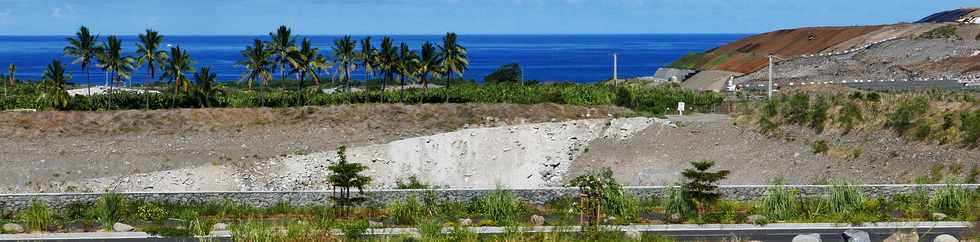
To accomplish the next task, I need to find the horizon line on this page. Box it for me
[0,33,756,37]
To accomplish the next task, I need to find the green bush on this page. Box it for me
[960,109,980,148]
[340,219,369,241]
[783,93,810,125]
[810,140,829,154]
[19,200,56,232]
[920,25,958,39]
[395,176,434,189]
[389,195,427,225]
[663,184,692,219]
[809,97,828,133]
[135,203,168,222]
[836,101,863,134]
[886,97,928,136]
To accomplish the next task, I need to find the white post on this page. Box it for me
[612,53,618,84]
[768,54,774,99]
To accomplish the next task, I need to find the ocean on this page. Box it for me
[0,34,746,84]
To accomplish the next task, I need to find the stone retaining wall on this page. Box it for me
[1,184,976,212]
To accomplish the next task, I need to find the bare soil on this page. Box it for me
[0,104,630,192]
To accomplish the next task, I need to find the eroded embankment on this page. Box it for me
[0,104,630,192]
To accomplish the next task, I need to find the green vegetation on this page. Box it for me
[567,168,639,226]
[94,192,128,231]
[484,63,522,84]
[919,25,959,39]
[471,188,527,226]
[759,181,798,221]
[19,200,56,232]
[738,90,980,149]
[681,160,730,216]
[665,52,706,69]
[394,175,436,189]
[327,145,372,218]
[810,140,829,154]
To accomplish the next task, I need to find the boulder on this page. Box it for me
[934,234,959,242]
[842,229,870,242]
[669,213,683,223]
[212,223,229,231]
[883,231,918,242]
[531,215,545,226]
[368,220,384,228]
[746,214,766,224]
[457,218,472,227]
[2,223,24,234]
[112,222,135,232]
[792,233,822,242]
[932,213,948,221]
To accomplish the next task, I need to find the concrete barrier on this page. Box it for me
[1,184,976,212]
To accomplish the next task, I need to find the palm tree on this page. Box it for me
[359,37,376,84]
[289,38,330,90]
[96,36,136,89]
[396,42,419,92]
[161,45,194,99]
[439,32,469,89]
[417,41,442,89]
[332,35,358,91]
[38,60,71,110]
[268,25,296,83]
[237,39,274,90]
[135,29,168,84]
[194,66,216,107]
[63,26,102,94]
[377,36,398,92]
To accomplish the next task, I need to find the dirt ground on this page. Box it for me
[568,114,980,185]
[0,104,629,192]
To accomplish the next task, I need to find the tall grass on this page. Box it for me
[93,192,127,231]
[827,180,865,214]
[471,188,527,225]
[759,183,798,221]
[388,195,427,225]
[663,184,691,219]
[19,200,56,232]
[929,183,971,216]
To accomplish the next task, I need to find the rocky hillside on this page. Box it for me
[665,8,980,91]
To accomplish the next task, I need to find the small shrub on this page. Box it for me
[836,102,863,134]
[887,97,928,136]
[416,219,444,239]
[919,25,958,39]
[19,200,56,232]
[758,116,780,137]
[395,175,434,189]
[783,93,810,125]
[809,97,829,133]
[810,140,829,154]
[340,219,369,241]
[135,203,168,222]
[960,109,980,148]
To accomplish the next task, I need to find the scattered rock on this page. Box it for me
[531,215,545,226]
[624,230,642,240]
[842,229,870,242]
[368,220,384,228]
[2,223,24,233]
[792,233,822,242]
[458,218,472,227]
[669,213,683,223]
[112,222,135,232]
[884,231,919,242]
[746,214,766,224]
[931,212,948,221]
[934,234,959,242]
[212,223,229,231]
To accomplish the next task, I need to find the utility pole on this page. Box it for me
[767,54,774,99]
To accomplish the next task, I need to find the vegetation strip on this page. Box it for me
[0,222,970,240]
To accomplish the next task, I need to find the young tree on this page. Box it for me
[681,160,730,216]
[567,168,636,226]
[194,66,216,108]
[39,60,71,110]
[328,145,372,218]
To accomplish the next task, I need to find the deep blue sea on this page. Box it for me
[0,34,746,84]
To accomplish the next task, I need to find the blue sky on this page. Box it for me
[0,0,975,35]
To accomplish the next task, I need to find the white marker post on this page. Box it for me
[677,102,686,116]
